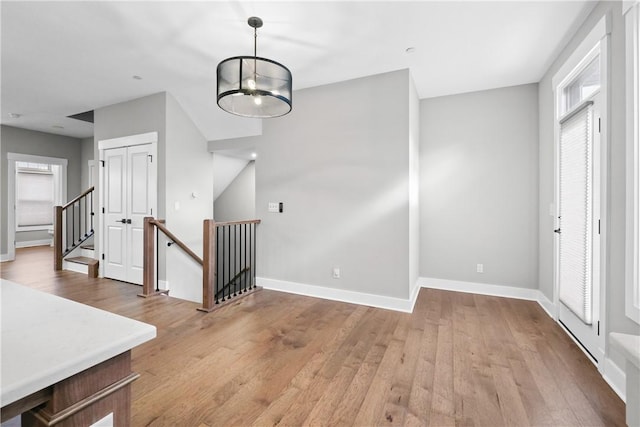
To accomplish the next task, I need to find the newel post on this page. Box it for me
[140,216,155,297]
[199,219,217,312]
[53,206,63,271]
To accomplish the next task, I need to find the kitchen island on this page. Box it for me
[1,279,156,426]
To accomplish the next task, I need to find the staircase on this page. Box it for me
[54,187,99,277]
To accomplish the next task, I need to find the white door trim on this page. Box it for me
[98,131,158,150]
[552,15,610,368]
[5,153,68,262]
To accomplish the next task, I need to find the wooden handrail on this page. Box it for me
[150,220,203,266]
[213,219,261,227]
[142,217,261,308]
[62,186,94,210]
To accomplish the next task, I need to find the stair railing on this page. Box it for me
[200,219,261,312]
[141,217,261,311]
[141,217,202,297]
[54,186,95,270]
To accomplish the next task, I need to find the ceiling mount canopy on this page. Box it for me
[217,16,293,118]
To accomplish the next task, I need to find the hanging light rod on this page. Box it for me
[216,16,293,118]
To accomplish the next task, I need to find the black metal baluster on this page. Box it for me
[90,191,94,232]
[253,223,257,288]
[238,224,243,295]
[227,225,231,300]
[84,196,87,237]
[216,225,220,304]
[248,224,253,289]
[234,224,238,297]
[71,203,75,244]
[155,226,159,292]
[243,223,247,293]
[222,225,226,302]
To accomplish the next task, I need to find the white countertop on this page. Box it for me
[0,279,156,406]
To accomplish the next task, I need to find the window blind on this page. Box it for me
[16,170,54,227]
[559,102,594,324]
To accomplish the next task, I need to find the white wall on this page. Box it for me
[420,83,539,289]
[538,1,640,371]
[214,161,255,222]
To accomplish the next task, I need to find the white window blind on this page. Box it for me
[559,102,594,325]
[16,170,54,227]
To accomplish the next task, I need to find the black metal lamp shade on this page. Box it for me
[217,56,292,118]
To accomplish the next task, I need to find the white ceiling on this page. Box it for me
[1,1,596,142]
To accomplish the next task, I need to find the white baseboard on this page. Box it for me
[603,356,626,402]
[536,291,555,319]
[258,277,416,313]
[0,253,13,262]
[15,239,52,248]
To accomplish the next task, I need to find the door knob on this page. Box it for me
[554,228,561,234]
[116,219,126,223]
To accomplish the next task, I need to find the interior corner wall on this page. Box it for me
[214,161,255,222]
[419,83,539,289]
[537,1,639,357]
[409,74,420,295]
[93,92,167,278]
[164,92,213,303]
[249,70,412,300]
[80,136,94,188]
[0,125,82,254]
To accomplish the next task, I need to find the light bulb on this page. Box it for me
[254,96,262,106]
[247,79,256,90]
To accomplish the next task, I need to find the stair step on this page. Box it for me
[80,243,94,250]
[65,256,97,266]
[65,256,99,278]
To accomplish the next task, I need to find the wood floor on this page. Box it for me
[1,247,625,426]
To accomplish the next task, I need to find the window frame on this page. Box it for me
[625,0,640,324]
[15,162,56,231]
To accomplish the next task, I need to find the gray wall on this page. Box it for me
[80,136,94,188]
[1,125,82,254]
[409,76,420,295]
[252,70,413,299]
[93,92,167,270]
[214,161,255,222]
[538,1,640,360]
[420,83,539,289]
[164,92,213,302]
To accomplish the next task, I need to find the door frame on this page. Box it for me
[5,153,67,262]
[98,131,158,278]
[551,16,609,368]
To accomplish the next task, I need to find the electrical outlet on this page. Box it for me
[268,202,279,213]
[477,263,484,273]
[332,267,340,279]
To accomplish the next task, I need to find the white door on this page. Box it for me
[556,96,601,362]
[103,144,156,285]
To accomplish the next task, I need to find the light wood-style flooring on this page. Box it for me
[1,247,625,426]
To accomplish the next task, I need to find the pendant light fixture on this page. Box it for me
[217,16,292,118]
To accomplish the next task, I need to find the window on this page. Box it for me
[625,0,640,323]
[15,162,55,229]
[562,56,600,113]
